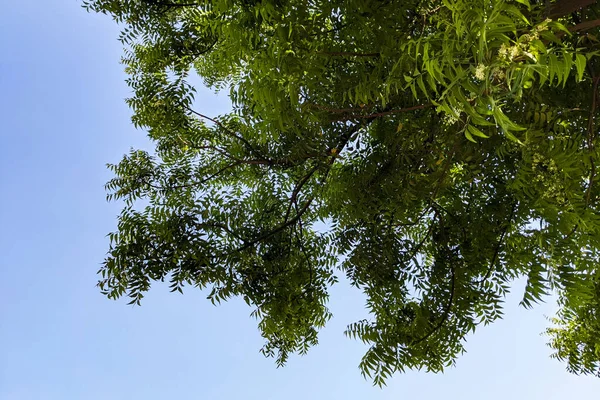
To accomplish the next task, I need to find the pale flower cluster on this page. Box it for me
[475,63,486,80]
[497,18,552,62]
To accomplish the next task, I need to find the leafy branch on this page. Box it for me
[411,264,456,346]
[476,203,518,285]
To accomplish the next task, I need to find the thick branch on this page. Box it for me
[570,18,600,33]
[547,0,596,19]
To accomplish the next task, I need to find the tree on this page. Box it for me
[85,0,600,384]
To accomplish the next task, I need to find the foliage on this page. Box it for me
[85,0,600,383]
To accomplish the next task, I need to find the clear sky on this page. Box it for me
[1,1,599,399]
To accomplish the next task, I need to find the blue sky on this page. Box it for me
[1,1,599,399]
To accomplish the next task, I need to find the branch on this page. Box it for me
[189,38,218,61]
[476,203,517,285]
[293,199,314,290]
[198,146,280,166]
[331,104,433,122]
[404,216,436,264]
[147,160,244,191]
[192,160,243,185]
[307,103,374,114]
[284,163,322,223]
[316,51,380,57]
[431,200,456,220]
[546,0,595,19]
[153,0,201,8]
[186,107,271,162]
[198,221,245,241]
[430,138,461,202]
[234,120,374,254]
[411,264,456,346]
[570,18,600,33]
[586,76,600,206]
[235,196,315,253]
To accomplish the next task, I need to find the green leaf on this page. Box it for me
[575,53,587,82]
[464,128,477,143]
[89,0,600,383]
[467,124,490,139]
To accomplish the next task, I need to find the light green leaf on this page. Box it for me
[575,53,587,82]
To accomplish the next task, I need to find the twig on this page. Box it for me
[233,119,375,254]
[186,107,269,161]
[155,1,201,8]
[431,200,456,219]
[235,196,315,253]
[332,104,433,122]
[475,203,517,285]
[316,51,380,57]
[411,264,456,346]
[284,163,322,223]
[189,38,218,61]
[293,199,314,289]
[307,103,374,114]
[585,76,600,206]
[404,217,436,264]
[198,222,245,242]
[147,160,244,191]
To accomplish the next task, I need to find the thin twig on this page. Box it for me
[585,76,600,206]
[234,119,375,254]
[316,51,380,57]
[404,217,436,264]
[307,103,374,114]
[186,107,269,161]
[284,163,322,223]
[156,1,201,8]
[332,104,433,122]
[476,203,517,285]
[411,264,456,346]
[147,160,243,191]
[235,196,315,253]
[293,199,314,289]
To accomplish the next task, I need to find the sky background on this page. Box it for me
[1,1,599,399]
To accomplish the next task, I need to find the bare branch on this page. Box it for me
[570,18,600,33]
[547,0,595,19]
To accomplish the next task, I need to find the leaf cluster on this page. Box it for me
[85,0,600,383]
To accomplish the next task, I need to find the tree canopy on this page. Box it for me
[85,0,600,384]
